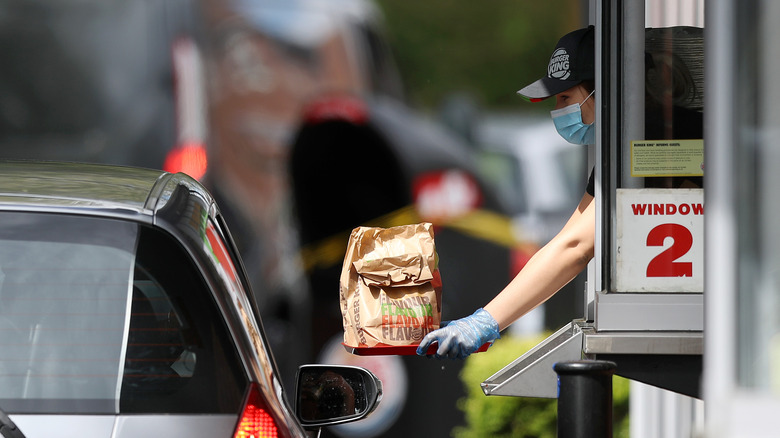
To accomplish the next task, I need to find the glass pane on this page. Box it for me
[0,213,136,413]
[737,0,780,391]
[120,225,246,414]
[0,213,247,414]
[642,0,705,190]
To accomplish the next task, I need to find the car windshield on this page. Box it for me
[0,212,245,414]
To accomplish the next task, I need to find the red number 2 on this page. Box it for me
[646,224,693,277]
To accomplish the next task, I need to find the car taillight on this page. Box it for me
[163,143,208,180]
[412,169,482,223]
[233,383,291,438]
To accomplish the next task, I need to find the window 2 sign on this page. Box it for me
[615,189,704,293]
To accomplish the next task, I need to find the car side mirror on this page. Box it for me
[295,364,382,429]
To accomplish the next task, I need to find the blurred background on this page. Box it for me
[0,0,587,436]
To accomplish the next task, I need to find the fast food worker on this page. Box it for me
[417,26,597,359]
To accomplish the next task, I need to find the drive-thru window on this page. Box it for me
[484,1,780,435]
[482,0,705,404]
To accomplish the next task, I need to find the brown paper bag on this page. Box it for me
[340,223,442,348]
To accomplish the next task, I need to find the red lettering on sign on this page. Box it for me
[632,204,648,215]
[631,203,704,216]
[646,223,693,277]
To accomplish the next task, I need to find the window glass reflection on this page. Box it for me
[642,26,704,190]
[738,0,780,391]
[299,368,367,422]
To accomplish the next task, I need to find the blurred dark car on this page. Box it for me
[289,96,519,438]
[0,161,381,438]
[291,94,516,352]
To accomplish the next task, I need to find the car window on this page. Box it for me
[0,212,246,414]
[123,224,247,414]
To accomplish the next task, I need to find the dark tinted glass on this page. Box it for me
[121,224,246,413]
[642,26,704,190]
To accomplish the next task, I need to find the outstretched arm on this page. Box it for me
[485,192,595,330]
[417,192,595,358]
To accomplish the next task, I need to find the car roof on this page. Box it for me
[0,161,204,216]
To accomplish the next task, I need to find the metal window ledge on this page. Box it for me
[481,320,702,399]
[585,330,702,355]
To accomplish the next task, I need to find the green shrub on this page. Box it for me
[453,334,630,438]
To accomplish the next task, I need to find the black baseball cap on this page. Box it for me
[517,25,595,102]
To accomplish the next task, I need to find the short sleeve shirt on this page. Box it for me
[586,168,595,197]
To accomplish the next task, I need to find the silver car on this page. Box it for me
[0,161,380,438]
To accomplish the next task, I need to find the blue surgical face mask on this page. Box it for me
[550,90,595,145]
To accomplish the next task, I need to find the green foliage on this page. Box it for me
[453,334,630,438]
[373,1,584,110]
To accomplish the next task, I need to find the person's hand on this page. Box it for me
[416,308,500,359]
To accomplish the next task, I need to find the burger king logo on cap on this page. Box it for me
[547,48,571,80]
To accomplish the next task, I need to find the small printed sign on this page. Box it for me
[615,188,704,292]
[630,139,704,177]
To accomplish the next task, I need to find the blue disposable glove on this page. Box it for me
[416,308,500,359]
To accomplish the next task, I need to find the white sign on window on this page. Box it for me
[615,189,704,292]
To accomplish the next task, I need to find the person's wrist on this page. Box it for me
[473,308,500,342]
